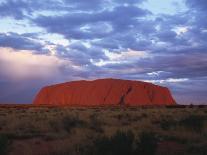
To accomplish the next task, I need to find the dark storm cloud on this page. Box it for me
[0,0,146,19]
[56,42,108,66]
[64,0,146,11]
[32,0,207,83]
[63,0,105,11]
[0,32,44,51]
[117,0,145,4]
[32,2,153,67]
[156,30,177,42]
[186,0,207,10]
[34,5,151,40]
[165,76,207,104]
[98,50,207,81]
[144,54,207,79]
[0,0,28,19]
[0,80,41,103]
[0,0,64,19]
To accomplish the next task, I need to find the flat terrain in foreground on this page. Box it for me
[0,105,207,155]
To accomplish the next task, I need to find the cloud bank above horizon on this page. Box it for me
[0,0,207,104]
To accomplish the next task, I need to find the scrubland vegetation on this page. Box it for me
[0,105,206,155]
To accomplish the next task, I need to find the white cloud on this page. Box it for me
[0,47,72,80]
[92,49,149,67]
[141,0,188,15]
[0,18,43,34]
[166,78,189,83]
[39,33,70,47]
[145,78,189,83]
[173,26,188,35]
[147,71,165,76]
[105,49,149,61]
[44,44,57,56]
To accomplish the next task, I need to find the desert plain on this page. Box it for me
[0,105,206,155]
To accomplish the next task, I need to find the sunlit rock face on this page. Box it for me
[33,79,176,106]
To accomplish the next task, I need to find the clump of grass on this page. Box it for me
[0,134,9,155]
[62,115,86,133]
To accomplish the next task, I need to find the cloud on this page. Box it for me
[0,0,147,21]
[0,47,72,80]
[0,0,28,19]
[63,0,106,11]
[0,32,45,51]
[173,26,188,35]
[0,47,89,103]
[91,49,149,67]
[33,5,151,40]
[105,49,149,61]
[147,71,166,77]
[0,0,64,19]
[145,78,189,84]
[186,0,207,10]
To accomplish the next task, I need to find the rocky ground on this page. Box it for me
[0,105,207,155]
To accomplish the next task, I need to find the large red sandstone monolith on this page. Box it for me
[33,78,176,106]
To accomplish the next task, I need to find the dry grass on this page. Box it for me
[0,105,206,155]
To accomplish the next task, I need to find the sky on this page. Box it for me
[0,0,206,104]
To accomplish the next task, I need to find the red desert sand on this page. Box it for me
[33,78,176,106]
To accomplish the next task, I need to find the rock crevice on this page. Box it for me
[119,87,132,106]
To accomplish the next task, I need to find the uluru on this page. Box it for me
[33,78,176,106]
